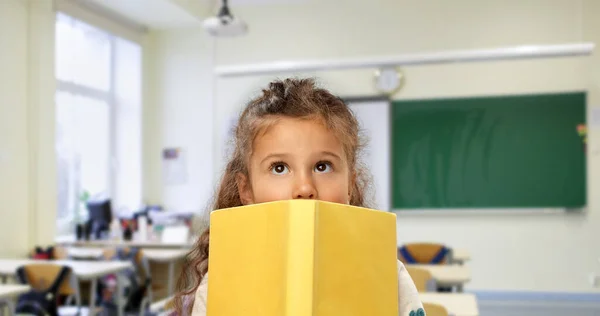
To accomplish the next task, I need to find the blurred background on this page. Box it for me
[1,0,599,315]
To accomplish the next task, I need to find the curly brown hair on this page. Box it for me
[174,78,372,315]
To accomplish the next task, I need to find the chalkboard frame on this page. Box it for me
[390,92,587,210]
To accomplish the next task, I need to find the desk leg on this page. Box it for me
[0,299,15,316]
[75,288,82,313]
[448,248,454,264]
[117,272,124,316]
[90,278,97,315]
[168,262,175,296]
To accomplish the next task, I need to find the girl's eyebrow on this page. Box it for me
[320,151,342,161]
[259,151,342,165]
[260,153,290,165]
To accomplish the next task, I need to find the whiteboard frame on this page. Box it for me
[344,96,391,212]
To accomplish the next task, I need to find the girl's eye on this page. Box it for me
[270,163,289,175]
[314,162,332,173]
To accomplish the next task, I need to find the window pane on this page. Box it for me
[55,13,111,92]
[114,37,142,210]
[54,13,142,235]
[56,92,110,220]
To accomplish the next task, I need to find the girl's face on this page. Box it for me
[238,117,352,205]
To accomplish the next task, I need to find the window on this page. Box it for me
[55,13,142,233]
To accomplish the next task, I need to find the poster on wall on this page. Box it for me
[163,147,187,185]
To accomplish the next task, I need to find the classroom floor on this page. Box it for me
[478,299,600,316]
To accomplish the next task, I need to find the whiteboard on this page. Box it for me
[347,99,390,211]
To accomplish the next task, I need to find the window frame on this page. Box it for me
[54,13,125,226]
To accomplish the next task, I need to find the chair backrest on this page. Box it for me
[104,247,148,279]
[52,246,68,260]
[398,243,449,264]
[405,267,435,292]
[130,248,150,281]
[423,302,449,316]
[19,263,77,296]
[102,247,117,260]
[116,247,152,311]
[97,247,152,312]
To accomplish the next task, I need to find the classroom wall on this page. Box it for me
[0,0,57,257]
[207,0,600,292]
[143,29,215,214]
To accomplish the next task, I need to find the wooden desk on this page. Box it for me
[56,235,193,249]
[66,247,188,297]
[66,247,105,259]
[0,259,130,316]
[141,249,188,262]
[450,248,471,264]
[419,293,479,316]
[409,264,471,291]
[141,249,188,296]
[66,247,188,261]
[0,284,29,299]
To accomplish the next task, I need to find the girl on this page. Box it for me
[175,78,424,316]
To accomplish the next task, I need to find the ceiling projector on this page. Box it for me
[203,0,248,37]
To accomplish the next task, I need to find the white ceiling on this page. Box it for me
[85,0,310,29]
[229,0,308,5]
[85,0,204,29]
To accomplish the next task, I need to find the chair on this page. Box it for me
[28,246,70,261]
[15,263,82,315]
[398,243,450,264]
[405,267,436,292]
[0,299,15,316]
[102,247,154,316]
[423,302,449,316]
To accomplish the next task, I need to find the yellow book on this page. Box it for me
[206,200,399,316]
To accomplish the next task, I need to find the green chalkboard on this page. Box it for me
[391,92,586,209]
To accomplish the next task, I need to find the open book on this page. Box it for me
[207,200,399,316]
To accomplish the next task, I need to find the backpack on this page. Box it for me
[15,265,71,316]
[101,248,151,313]
[31,246,55,260]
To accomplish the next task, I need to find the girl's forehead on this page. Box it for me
[251,117,346,157]
[257,117,333,141]
[254,115,324,135]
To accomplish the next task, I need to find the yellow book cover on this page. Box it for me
[206,200,399,316]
